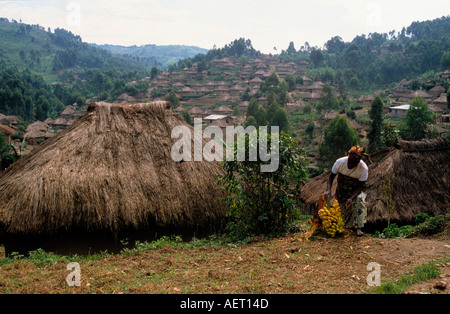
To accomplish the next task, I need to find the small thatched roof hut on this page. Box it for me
[0,101,227,253]
[299,138,450,226]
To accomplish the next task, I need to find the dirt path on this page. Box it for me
[0,232,448,294]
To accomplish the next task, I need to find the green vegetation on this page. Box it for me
[0,132,20,169]
[278,16,450,91]
[170,38,260,72]
[0,67,64,121]
[368,95,384,153]
[398,96,439,141]
[92,44,208,69]
[217,131,309,240]
[371,212,449,239]
[0,19,158,123]
[319,115,359,167]
[371,260,444,294]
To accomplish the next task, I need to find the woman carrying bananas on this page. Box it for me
[324,145,371,236]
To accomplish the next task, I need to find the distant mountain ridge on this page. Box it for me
[91,43,209,68]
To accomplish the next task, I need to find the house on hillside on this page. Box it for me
[209,118,234,137]
[204,114,234,127]
[439,70,450,79]
[388,104,410,118]
[178,86,197,96]
[24,121,54,145]
[213,86,229,95]
[306,82,324,94]
[170,73,185,84]
[214,57,237,69]
[213,105,233,116]
[248,76,263,88]
[229,84,245,95]
[408,90,432,102]
[431,93,448,111]
[428,104,444,118]
[429,85,446,99]
[0,123,16,144]
[117,93,138,103]
[302,76,312,86]
[49,118,74,131]
[357,95,375,106]
[238,101,249,114]
[0,114,19,127]
[392,85,411,99]
[188,107,204,119]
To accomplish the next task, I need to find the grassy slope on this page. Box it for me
[91,44,209,68]
[0,21,62,83]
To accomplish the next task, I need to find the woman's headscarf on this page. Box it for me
[348,145,372,163]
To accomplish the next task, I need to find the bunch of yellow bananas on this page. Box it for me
[318,199,345,237]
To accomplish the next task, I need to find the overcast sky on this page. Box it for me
[0,0,449,53]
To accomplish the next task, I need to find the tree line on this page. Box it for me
[279,16,450,91]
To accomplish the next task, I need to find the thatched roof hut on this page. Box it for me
[0,102,226,249]
[299,138,450,226]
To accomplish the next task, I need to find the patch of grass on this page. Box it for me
[371,260,446,294]
[0,247,113,268]
[120,234,231,255]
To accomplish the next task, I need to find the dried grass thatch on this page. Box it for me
[0,101,227,236]
[299,138,450,225]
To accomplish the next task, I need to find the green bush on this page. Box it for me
[414,213,430,225]
[378,223,414,238]
[408,215,446,237]
[217,131,309,240]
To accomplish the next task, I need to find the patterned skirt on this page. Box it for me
[336,174,367,229]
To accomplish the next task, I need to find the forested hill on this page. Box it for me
[173,16,450,91]
[0,16,449,126]
[91,44,208,69]
[0,18,159,84]
[0,18,162,123]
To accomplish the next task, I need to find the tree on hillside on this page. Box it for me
[266,101,280,121]
[310,48,324,67]
[286,42,296,55]
[317,83,338,113]
[441,51,450,69]
[180,110,192,125]
[254,106,267,127]
[368,95,384,153]
[260,73,290,106]
[164,90,180,108]
[398,96,439,141]
[319,115,359,168]
[246,98,259,118]
[244,115,257,128]
[261,72,280,94]
[325,36,346,54]
[271,108,290,133]
[305,120,315,138]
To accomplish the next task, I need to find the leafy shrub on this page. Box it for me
[408,215,446,237]
[414,213,430,225]
[377,223,414,238]
[217,130,309,240]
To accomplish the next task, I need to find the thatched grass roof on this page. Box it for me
[0,101,226,235]
[299,138,450,225]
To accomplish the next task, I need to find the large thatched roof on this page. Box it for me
[299,138,450,225]
[0,101,226,235]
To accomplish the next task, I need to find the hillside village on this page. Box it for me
[1,53,449,171]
